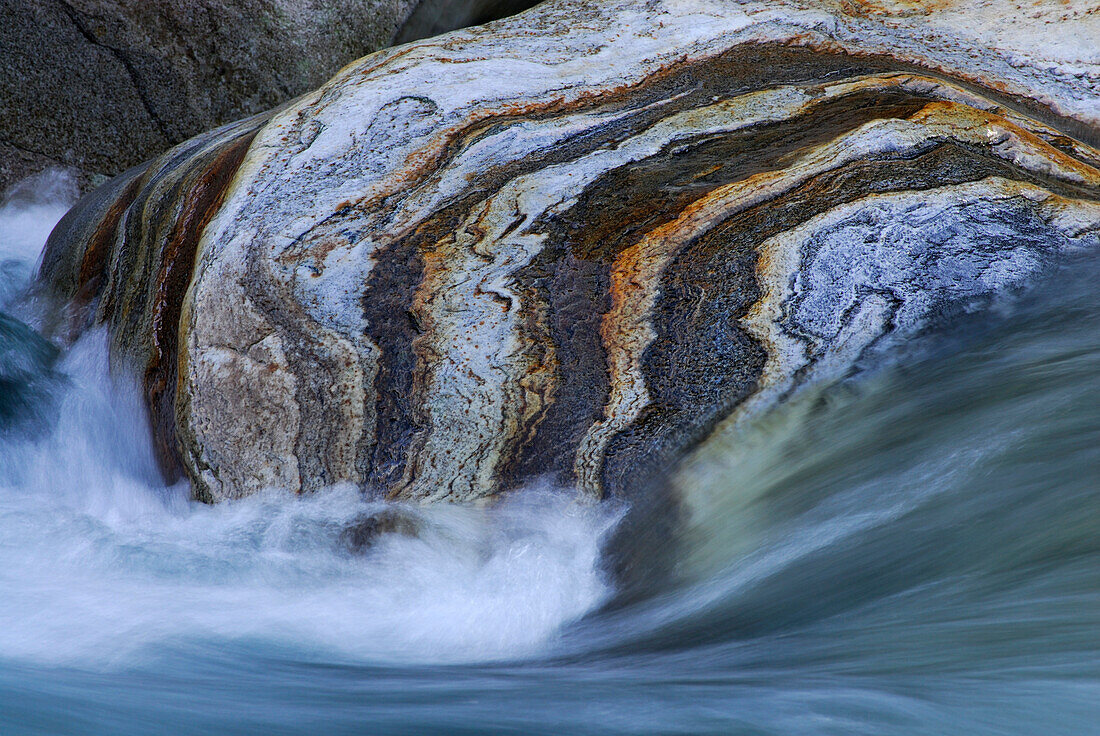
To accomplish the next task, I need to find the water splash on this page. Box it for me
[0,173,619,670]
[2,171,1099,735]
[0,327,618,668]
[0,169,77,309]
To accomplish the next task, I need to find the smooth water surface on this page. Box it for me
[1,174,1098,735]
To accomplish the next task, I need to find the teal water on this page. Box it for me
[1,174,1098,735]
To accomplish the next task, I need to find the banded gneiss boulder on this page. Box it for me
[40,0,1100,505]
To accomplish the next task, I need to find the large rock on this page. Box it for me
[0,0,543,194]
[41,0,1100,504]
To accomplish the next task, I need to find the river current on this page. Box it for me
[1,173,1098,734]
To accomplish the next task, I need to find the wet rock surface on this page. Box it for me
[341,509,423,553]
[39,0,1100,505]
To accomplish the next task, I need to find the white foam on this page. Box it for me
[0,169,77,306]
[0,170,618,670]
[0,326,617,668]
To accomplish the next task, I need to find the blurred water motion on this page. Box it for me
[1,174,1098,735]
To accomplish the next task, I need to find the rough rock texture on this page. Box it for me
[0,0,544,194]
[41,0,1100,505]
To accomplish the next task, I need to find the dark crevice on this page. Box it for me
[53,0,174,142]
[0,135,65,164]
[395,0,545,45]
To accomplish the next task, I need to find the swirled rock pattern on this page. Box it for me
[41,0,1100,504]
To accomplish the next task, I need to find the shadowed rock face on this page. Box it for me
[40,0,1100,505]
[0,0,544,194]
[396,0,545,44]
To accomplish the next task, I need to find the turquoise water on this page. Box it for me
[1,175,1098,735]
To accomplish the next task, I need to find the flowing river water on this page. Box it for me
[1,173,1098,734]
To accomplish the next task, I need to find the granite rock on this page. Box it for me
[0,0,544,194]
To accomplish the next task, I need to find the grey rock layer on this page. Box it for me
[0,0,543,194]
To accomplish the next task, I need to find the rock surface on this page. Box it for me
[0,0,543,194]
[41,0,1100,504]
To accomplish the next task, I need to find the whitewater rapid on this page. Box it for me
[0,174,619,669]
[2,172,1099,735]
